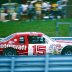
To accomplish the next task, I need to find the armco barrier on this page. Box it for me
[0,55,72,72]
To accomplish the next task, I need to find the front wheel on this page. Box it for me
[3,48,17,56]
[61,46,72,55]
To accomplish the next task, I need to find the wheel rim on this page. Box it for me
[65,51,72,55]
[5,51,14,56]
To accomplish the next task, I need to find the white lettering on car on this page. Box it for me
[0,44,26,50]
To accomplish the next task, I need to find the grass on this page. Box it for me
[0,19,72,38]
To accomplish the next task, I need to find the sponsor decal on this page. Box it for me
[0,44,26,50]
[49,44,62,49]
[49,44,62,52]
[49,44,56,49]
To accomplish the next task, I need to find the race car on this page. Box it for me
[0,32,72,56]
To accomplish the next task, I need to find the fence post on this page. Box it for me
[11,57,15,72]
[45,54,49,72]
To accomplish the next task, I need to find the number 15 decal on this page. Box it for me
[32,45,46,55]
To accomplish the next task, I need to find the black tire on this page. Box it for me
[61,46,72,55]
[3,48,17,56]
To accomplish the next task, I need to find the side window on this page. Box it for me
[37,37,45,44]
[28,36,45,44]
[19,36,25,44]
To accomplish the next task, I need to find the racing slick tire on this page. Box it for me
[3,47,17,56]
[61,46,72,55]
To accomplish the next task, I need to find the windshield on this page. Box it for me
[0,34,15,42]
[43,34,55,42]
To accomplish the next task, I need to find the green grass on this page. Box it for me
[0,19,72,38]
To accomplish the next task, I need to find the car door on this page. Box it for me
[28,36,50,55]
[13,35,28,55]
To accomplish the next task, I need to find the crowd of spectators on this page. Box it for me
[0,0,68,22]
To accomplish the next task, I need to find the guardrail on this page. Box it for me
[0,55,72,72]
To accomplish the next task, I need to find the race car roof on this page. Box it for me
[14,32,43,36]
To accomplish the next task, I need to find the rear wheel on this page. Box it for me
[3,48,17,56]
[61,46,72,55]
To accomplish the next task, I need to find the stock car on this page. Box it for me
[0,32,72,56]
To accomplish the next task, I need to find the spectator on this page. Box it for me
[21,3,28,14]
[0,8,9,22]
[35,0,42,20]
[42,1,51,20]
[19,3,28,20]
[57,4,65,19]
[57,0,62,5]
[57,0,68,19]
[50,2,58,19]
[27,1,35,21]
[11,10,18,20]
[17,4,23,19]
[61,0,68,5]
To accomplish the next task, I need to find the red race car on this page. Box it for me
[0,32,72,56]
